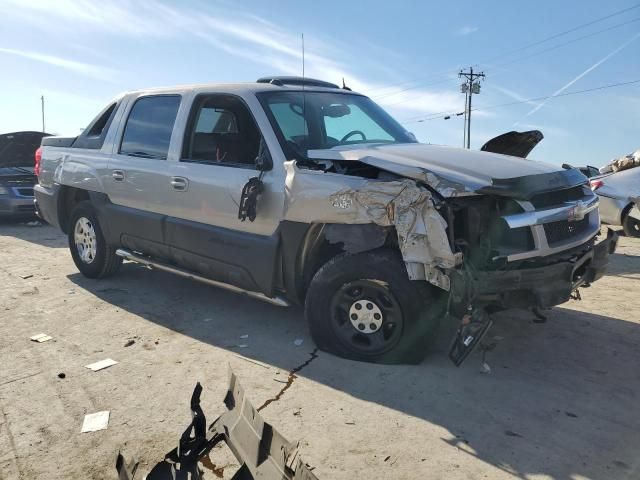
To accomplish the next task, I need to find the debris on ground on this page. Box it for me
[81,411,110,433]
[117,370,319,479]
[240,334,249,339]
[293,338,304,346]
[57,373,66,379]
[24,220,41,226]
[480,362,492,374]
[85,358,118,372]
[30,333,52,343]
[124,339,136,347]
[19,274,33,279]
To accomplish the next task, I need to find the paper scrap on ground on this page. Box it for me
[30,333,52,343]
[81,411,110,433]
[240,334,249,339]
[293,338,304,346]
[85,358,118,371]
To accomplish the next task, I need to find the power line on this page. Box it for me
[361,4,640,99]
[401,78,640,123]
[482,4,640,64]
[487,16,640,73]
[373,11,640,108]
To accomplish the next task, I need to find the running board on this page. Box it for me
[115,248,290,308]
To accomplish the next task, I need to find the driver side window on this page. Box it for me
[324,104,393,143]
[182,94,261,168]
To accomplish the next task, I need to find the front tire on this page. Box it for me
[622,209,640,237]
[68,201,122,278]
[304,249,445,364]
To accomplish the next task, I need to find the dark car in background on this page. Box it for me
[0,131,51,218]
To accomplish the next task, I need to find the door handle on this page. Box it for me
[112,170,125,181]
[170,176,189,191]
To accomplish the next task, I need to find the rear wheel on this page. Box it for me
[68,201,122,278]
[622,210,640,237]
[304,249,445,364]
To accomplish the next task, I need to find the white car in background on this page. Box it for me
[591,167,640,237]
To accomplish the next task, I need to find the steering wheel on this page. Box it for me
[339,130,366,144]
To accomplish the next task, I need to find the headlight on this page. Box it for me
[0,186,10,195]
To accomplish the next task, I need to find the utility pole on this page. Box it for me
[459,67,485,149]
[41,95,45,133]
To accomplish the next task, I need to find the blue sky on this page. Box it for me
[1,0,638,166]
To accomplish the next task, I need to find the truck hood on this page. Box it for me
[0,131,51,168]
[480,130,543,158]
[308,142,563,194]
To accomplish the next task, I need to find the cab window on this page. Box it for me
[182,94,261,168]
[120,95,181,160]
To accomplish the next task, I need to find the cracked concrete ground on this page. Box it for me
[1,221,639,479]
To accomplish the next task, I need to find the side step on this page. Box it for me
[115,248,290,308]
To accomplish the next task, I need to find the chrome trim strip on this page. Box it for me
[502,196,599,229]
[116,248,290,307]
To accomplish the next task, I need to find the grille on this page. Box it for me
[543,215,590,245]
[15,187,34,197]
[530,186,584,208]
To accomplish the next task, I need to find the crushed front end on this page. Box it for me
[443,169,618,364]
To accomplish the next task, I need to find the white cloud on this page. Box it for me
[2,0,462,119]
[455,26,479,36]
[0,47,118,81]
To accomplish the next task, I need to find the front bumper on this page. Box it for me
[468,229,618,309]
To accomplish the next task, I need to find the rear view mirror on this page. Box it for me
[323,104,351,118]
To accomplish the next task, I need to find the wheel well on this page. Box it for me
[58,187,90,233]
[298,223,398,299]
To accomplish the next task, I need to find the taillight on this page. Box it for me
[34,147,42,177]
[590,179,604,191]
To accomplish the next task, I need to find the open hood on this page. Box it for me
[0,131,51,168]
[480,130,543,158]
[308,142,562,194]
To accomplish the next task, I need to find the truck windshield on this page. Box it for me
[257,91,415,159]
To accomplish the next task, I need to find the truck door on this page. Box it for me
[161,93,286,295]
[104,94,182,258]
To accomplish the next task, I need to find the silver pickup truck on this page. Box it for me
[34,76,617,365]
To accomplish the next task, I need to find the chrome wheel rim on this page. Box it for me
[74,217,97,264]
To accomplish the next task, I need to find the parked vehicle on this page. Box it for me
[562,164,601,178]
[34,77,617,365]
[0,131,50,218]
[590,167,640,237]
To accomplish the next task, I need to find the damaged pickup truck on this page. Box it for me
[34,76,617,365]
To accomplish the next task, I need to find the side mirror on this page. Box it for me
[255,138,272,171]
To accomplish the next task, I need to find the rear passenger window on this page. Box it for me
[120,95,181,160]
[182,95,261,168]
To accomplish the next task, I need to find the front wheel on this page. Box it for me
[304,249,445,364]
[68,201,122,278]
[622,209,640,237]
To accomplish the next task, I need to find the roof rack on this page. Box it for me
[256,76,340,89]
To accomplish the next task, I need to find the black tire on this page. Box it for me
[622,209,640,237]
[68,201,122,278]
[304,249,445,364]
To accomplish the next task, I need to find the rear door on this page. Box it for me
[105,94,182,258]
[160,92,287,295]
